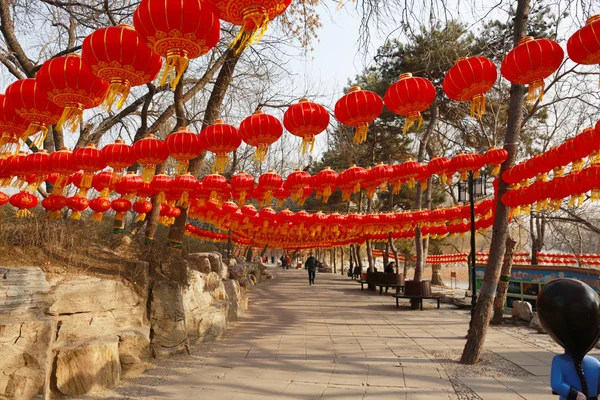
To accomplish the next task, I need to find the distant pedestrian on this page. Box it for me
[285,255,291,270]
[305,253,317,285]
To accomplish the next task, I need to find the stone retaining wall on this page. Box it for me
[0,252,254,399]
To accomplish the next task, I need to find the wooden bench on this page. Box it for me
[358,271,404,293]
[393,293,443,310]
[377,284,404,295]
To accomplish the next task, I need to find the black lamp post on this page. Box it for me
[457,171,487,323]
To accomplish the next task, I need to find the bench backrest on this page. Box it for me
[367,271,404,285]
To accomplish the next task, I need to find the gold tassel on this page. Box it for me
[212,154,229,174]
[177,192,190,209]
[57,106,84,133]
[527,80,545,104]
[403,114,423,134]
[421,180,428,190]
[49,211,62,220]
[160,54,189,91]
[301,136,315,155]
[353,124,369,144]
[103,81,131,112]
[141,166,156,183]
[237,192,247,206]
[92,212,103,221]
[70,211,82,220]
[255,145,268,163]
[323,186,332,203]
[230,9,269,56]
[408,178,415,189]
[491,164,501,176]
[21,123,48,148]
[157,191,166,205]
[571,159,586,173]
[115,212,125,221]
[470,95,486,119]
[135,213,146,222]
[175,161,189,176]
[16,209,33,218]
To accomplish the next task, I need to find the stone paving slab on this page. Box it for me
[77,267,562,400]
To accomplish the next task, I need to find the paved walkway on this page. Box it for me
[83,267,561,400]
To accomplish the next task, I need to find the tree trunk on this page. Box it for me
[460,0,530,365]
[341,246,345,275]
[388,233,400,272]
[167,49,242,247]
[403,255,408,278]
[383,241,390,267]
[530,212,546,265]
[245,246,253,262]
[366,239,374,271]
[356,244,363,270]
[333,247,337,273]
[491,235,517,325]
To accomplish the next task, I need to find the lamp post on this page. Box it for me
[457,171,487,323]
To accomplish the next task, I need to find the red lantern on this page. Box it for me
[206,0,291,55]
[36,54,109,132]
[500,36,564,103]
[24,149,50,190]
[101,140,136,179]
[396,159,423,188]
[111,198,132,221]
[89,197,112,221]
[384,73,436,134]
[427,156,451,184]
[450,153,476,182]
[567,15,600,84]
[164,127,204,175]
[442,57,497,119]
[334,87,383,144]
[200,120,242,174]
[0,191,8,206]
[202,174,229,202]
[73,144,107,192]
[0,94,28,155]
[48,147,77,194]
[82,25,162,111]
[339,165,367,200]
[239,110,283,162]
[283,169,311,202]
[361,162,392,198]
[42,194,66,220]
[172,173,198,208]
[132,199,153,221]
[257,170,283,205]
[132,134,169,183]
[273,187,291,207]
[115,172,143,200]
[9,191,38,218]
[5,79,64,147]
[484,147,509,176]
[283,98,329,154]
[93,171,117,199]
[230,172,255,206]
[313,167,339,203]
[151,173,173,205]
[66,196,89,220]
[297,186,313,206]
[133,0,220,90]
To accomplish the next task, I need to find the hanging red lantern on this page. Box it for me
[273,187,291,207]
[334,87,383,144]
[42,194,66,220]
[567,15,600,85]
[239,110,283,162]
[66,196,89,220]
[442,57,497,119]
[384,73,436,134]
[450,153,476,182]
[339,165,367,200]
[396,159,423,188]
[500,36,564,104]
[133,0,220,90]
[115,172,143,200]
[283,98,329,154]
[5,78,64,147]
[427,156,451,184]
[73,144,107,192]
[111,198,132,221]
[283,169,311,202]
[200,120,242,174]
[36,54,109,132]
[206,0,291,55]
[297,185,313,206]
[132,199,153,221]
[164,127,204,175]
[92,171,117,199]
[132,134,169,183]
[151,173,173,205]
[484,147,508,176]
[172,173,198,208]
[576,124,600,165]
[257,170,282,205]
[89,197,112,221]
[230,172,255,206]
[202,174,229,202]
[362,162,392,198]
[48,147,77,194]
[313,167,339,203]
[82,25,162,111]
[101,139,136,181]
[9,191,38,218]
[0,191,8,206]
[0,94,28,155]
[24,149,50,190]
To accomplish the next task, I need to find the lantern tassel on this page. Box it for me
[212,154,229,174]
[160,54,189,91]
[57,106,84,133]
[141,165,156,183]
[177,192,190,209]
[115,212,125,221]
[70,211,82,220]
[353,124,369,144]
[103,81,131,112]
[403,113,423,134]
[16,209,33,218]
[421,180,428,190]
[49,210,62,220]
[0,135,19,155]
[255,145,269,163]
[527,80,545,104]
[470,95,486,119]
[301,136,315,155]
[408,178,416,189]
[323,186,332,203]
[135,213,147,222]
[230,8,270,56]
[92,212,103,221]
[21,123,48,148]
[491,164,501,176]
[175,161,189,176]
[237,191,247,206]
[157,191,167,205]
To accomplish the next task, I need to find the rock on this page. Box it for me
[249,275,257,285]
[262,272,273,280]
[187,254,212,274]
[0,318,53,399]
[210,281,228,301]
[223,280,247,320]
[204,272,221,292]
[150,280,189,358]
[0,267,53,316]
[189,252,226,277]
[228,258,237,266]
[529,314,545,333]
[518,301,533,322]
[182,269,215,344]
[452,297,472,309]
[118,330,151,378]
[54,338,121,396]
[511,301,522,317]
[228,264,247,281]
[189,304,228,344]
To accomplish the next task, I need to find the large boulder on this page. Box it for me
[189,304,228,344]
[54,338,121,396]
[204,272,221,292]
[529,314,545,333]
[511,301,522,317]
[118,330,151,378]
[150,280,189,358]
[188,252,227,278]
[228,263,248,281]
[223,280,247,320]
[187,254,211,274]
[518,301,534,322]
[0,267,53,316]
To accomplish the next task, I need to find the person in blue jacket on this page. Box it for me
[551,353,600,400]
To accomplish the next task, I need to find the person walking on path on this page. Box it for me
[285,255,291,270]
[305,253,317,285]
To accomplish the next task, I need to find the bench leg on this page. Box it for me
[420,299,423,311]
[379,286,383,295]
[437,298,440,309]
[396,297,399,308]
[361,283,364,291]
